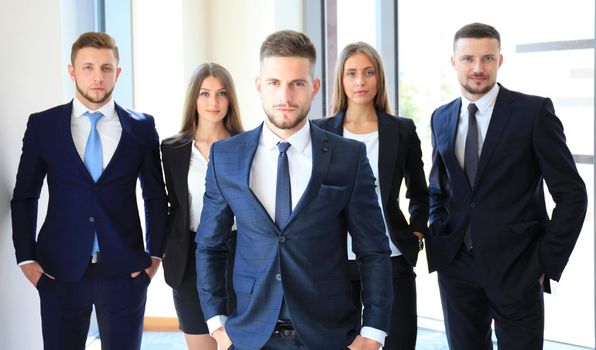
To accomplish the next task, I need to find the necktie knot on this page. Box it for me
[467,103,478,117]
[277,142,291,153]
[85,111,104,126]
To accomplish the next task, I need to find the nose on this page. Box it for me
[472,60,484,73]
[279,85,291,103]
[354,73,365,86]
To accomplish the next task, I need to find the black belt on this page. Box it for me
[274,321,297,339]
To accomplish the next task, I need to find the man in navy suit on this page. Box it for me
[427,23,587,349]
[196,30,393,350]
[11,32,167,350]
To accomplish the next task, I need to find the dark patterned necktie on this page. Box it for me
[275,142,292,229]
[464,103,479,187]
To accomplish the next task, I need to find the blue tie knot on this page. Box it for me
[85,111,104,126]
[277,142,291,153]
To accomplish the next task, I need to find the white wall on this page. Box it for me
[0,0,70,348]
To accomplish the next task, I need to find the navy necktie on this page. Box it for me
[464,103,479,187]
[275,142,292,229]
[84,111,103,255]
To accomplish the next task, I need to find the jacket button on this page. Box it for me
[89,217,95,222]
[279,235,286,243]
[276,273,281,281]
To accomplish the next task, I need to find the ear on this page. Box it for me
[115,67,122,81]
[312,77,321,98]
[255,75,262,94]
[68,64,75,81]
[498,54,503,68]
[450,56,456,69]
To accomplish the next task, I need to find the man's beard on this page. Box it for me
[76,82,114,105]
[264,103,310,130]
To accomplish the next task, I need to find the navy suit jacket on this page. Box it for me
[314,111,429,266]
[427,84,587,303]
[196,122,393,350]
[11,101,168,282]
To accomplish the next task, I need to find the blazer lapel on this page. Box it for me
[327,111,346,135]
[172,139,193,230]
[98,103,130,182]
[239,125,276,226]
[60,101,99,183]
[377,112,398,207]
[474,86,514,187]
[287,122,331,226]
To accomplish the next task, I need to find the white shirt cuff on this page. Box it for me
[207,315,228,335]
[18,260,36,267]
[360,326,386,346]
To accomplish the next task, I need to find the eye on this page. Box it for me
[345,71,356,78]
[217,91,228,97]
[267,80,279,86]
[199,91,209,97]
[82,65,93,71]
[102,66,114,72]
[365,70,376,77]
[292,81,306,87]
[484,56,495,62]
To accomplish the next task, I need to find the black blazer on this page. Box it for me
[161,135,194,288]
[428,85,587,302]
[314,111,429,266]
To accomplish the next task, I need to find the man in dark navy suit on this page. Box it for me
[196,30,393,350]
[11,32,167,350]
[427,23,587,350]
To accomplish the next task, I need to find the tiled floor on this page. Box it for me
[86,324,591,350]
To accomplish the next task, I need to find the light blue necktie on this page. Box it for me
[84,111,103,255]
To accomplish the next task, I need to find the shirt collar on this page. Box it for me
[73,97,116,120]
[260,120,311,153]
[461,83,499,115]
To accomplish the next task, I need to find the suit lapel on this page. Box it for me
[172,139,193,228]
[474,86,514,187]
[287,122,331,227]
[377,112,398,207]
[327,111,346,136]
[443,99,468,181]
[98,103,130,182]
[60,101,99,183]
[238,125,275,225]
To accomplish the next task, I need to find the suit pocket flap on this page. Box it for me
[234,276,256,295]
[509,220,543,234]
[317,279,350,297]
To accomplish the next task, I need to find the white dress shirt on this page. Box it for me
[343,128,401,259]
[208,121,386,346]
[71,97,122,169]
[455,84,500,169]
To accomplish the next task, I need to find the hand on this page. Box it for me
[347,335,382,350]
[20,262,55,287]
[212,327,232,349]
[130,257,161,280]
[413,231,424,250]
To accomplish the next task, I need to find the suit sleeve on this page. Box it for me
[196,143,235,319]
[345,142,393,332]
[11,115,47,264]
[428,110,451,233]
[532,98,587,281]
[402,120,429,234]
[138,116,168,257]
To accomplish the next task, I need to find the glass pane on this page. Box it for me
[398,0,595,347]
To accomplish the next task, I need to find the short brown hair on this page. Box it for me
[173,63,244,142]
[260,30,316,74]
[331,42,391,115]
[454,23,501,52]
[71,32,119,64]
